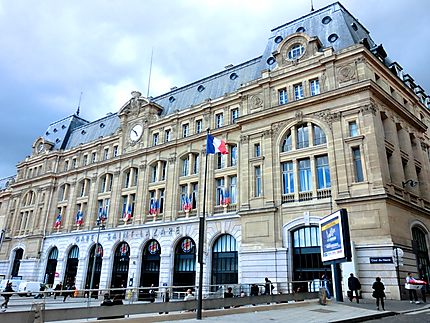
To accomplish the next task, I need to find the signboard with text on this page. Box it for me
[319,209,351,263]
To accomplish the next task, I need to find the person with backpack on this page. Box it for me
[348,273,361,303]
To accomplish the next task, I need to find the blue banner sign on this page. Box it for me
[319,210,346,262]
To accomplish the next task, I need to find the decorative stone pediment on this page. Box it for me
[118,91,163,123]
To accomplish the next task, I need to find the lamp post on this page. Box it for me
[88,218,105,300]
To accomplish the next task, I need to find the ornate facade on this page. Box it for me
[1,3,430,299]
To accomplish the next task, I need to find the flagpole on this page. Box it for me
[197,129,210,320]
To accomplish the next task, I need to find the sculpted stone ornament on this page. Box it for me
[130,91,142,111]
[295,111,304,122]
[338,64,356,83]
[240,135,248,143]
[313,110,340,129]
[360,102,378,115]
[250,95,263,110]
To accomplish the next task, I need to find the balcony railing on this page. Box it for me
[281,193,295,203]
[298,191,313,201]
[317,188,331,199]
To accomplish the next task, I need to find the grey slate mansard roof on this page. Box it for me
[45,2,377,152]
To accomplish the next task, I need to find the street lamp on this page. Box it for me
[88,218,105,300]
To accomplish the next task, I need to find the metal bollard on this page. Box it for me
[319,287,327,306]
[31,302,45,323]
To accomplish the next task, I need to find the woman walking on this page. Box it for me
[372,277,385,310]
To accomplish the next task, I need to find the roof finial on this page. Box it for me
[76,91,83,116]
[146,48,154,98]
[311,0,314,12]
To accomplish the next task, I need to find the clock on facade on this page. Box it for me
[129,124,143,142]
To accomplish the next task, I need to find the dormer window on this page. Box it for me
[288,44,304,60]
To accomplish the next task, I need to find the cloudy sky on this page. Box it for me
[0,0,428,178]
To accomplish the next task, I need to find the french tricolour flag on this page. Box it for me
[207,134,228,155]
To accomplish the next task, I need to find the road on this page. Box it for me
[366,308,430,322]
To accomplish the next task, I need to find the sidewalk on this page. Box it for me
[122,298,430,323]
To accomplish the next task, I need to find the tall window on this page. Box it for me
[100,174,113,193]
[113,145,119,157]
[160,161,167,181]
[216,153,225,169]
[180,185,187,209]
[299,159,312,191]
[215,113,224,128]
[192,183,198,209]
[294,84,304,100]
[297,124,309,149]
[282,161,294,194]
[83,154,88,166]
[192,154,199,174]
[78,179,90,197]
[159,189,165,214]
[231,108,239,124]
[195,120,203,134]
[316,156,331,189]
[230,176,237,204]
[150,164,157,182]
[124,168,138,188]
[211,234,238,289]
[313,125,327,145]
[164,129,171,142]
[152,133,159,146]
[230,145,237,167]
[182,156,189,176]
[310,79,320,96]
[349,121,358,137]
[103,148,109,160]
[216,178,225,206]
[91,152,97,163]
[282,132,292,152]
[255,166,262,197]
[182,123,189,138]
[279,88,288,105]
[352,147,364,182]
[254,143,261,157]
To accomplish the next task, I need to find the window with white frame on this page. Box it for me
[282,161,294,194]
[294,84,304,100]
[152,133,159,146]
[91,152,97,163]
[83,154,88,166]
[310,79,320,96]
[182,123,189,138]
[103,148,109,160]
[230,175,237,204]
[230,145,237,167]
[231,108,239,124]
[316,155,331,189]
[195,120,203,134]
[78,179,90,197]
[216,152,225,169]
[215,178,225,206]
[192,154,199,174]
[288,44,304,60]
[255,166,262,197]
[298,159,312,192]
[182,156,190,176]
[99,173,113,193]
[164,129,171,142]
[215,113,224,129]
[279,88,288,105]
[297,124,309,148]
[313,125,327,145]
[113,146,119,157]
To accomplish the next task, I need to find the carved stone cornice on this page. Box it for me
[313,110,340,129]
[240,135,248,143]
[168,157,176,165]
[360,102,378,115]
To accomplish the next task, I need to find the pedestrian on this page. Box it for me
[1,282,14,310]
[159,287,170,314]
[264,277,273,295]
[250,284,259,296]
[149,283,156,303]
[224,287,233,309]
[34,283,46,299]
[184,289,195,312]
[420,272,428,303]
[63,284,73,302]
[372,277,385,310]
[321,274,331,299]
[405,272,420,304]
[53,282,62,300]
[348,273,361,303]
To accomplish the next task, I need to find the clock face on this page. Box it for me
[130,124,143,142]
[38,143,44,153]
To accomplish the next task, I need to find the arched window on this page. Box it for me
[85,243,103,296]
[412,227,430,280]
[123,167,138,188]
[111,242,130,298]
[291,226,330,291]
[64,246,79,285]
[99,173,113,193]
[282,130,292,152]
[11,248,23,277]
[44,247,58,285]
[77,178,91,197]
[211,234,238,289]
[139,240,161,300]
[22,191,36,206]
[173,237,196,290]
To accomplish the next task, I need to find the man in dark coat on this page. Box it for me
[348,273,361,303]
[1,282,14,310]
